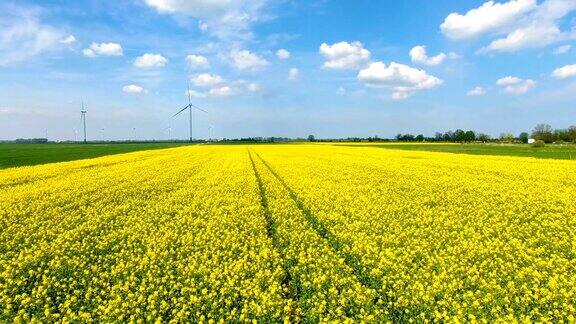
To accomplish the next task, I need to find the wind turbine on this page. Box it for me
[80,101,87,144]
[163,125,172,140]
[172,83,208,143]
[208,124,214,142]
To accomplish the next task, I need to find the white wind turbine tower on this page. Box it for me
[163,125,172,140]
[172,83,208,143]
[80,101,87,144]
[208,124,214,142]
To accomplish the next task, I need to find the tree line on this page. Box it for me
[391,124,576,144]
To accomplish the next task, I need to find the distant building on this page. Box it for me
[528,138,536,144]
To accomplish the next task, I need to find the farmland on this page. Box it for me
[1,144,575,322]
[0,143,190,169]
[341,142,576,160]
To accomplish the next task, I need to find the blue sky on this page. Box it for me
[1,0,575,140]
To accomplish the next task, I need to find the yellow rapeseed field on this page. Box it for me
[1,144,575,322]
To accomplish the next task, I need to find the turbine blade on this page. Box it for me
[190,104,208,114]
[172,105,190,118]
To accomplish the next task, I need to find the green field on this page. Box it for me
[343,143,576,160]
[0,143,190,169]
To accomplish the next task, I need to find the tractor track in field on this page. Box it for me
[247,150,301,321]
[251,150,383,292]
[251,150,418,321]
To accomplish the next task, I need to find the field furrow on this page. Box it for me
[249,148,382,322]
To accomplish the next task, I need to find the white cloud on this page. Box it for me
[358,62,443,99]
[276,49,290,59]
[83,42,123,57]
[336,87,346,96]
[496,76,536,94]
[230,50,269,70]
[552,64,576,79]
[443,0,576,53]
[0,5,64,66]
[288,68,299,81]
[60,35,76,44]
[467,86,487,96]
[392,91,410,100]
[189,78,261,97]
[440,0,537,39]
[134,53,168,68]
[247,83,261,92]
[553,44,571,54]
[191,80,261,97]
[144,0,269,40]
[191,73,224,87]
[481,23,563,52]
[198,21,209,32]
[122,84,146,94]
[186,54,210,69]
[485,0,576,52]
[209,86,235,96]
[409,45,447,66]
[319,41,371,70]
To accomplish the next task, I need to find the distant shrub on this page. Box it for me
[532,140,545,148]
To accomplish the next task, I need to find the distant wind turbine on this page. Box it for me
[163,125,172,139]
[172,83,208,142]
[208,124,214,142]
[80,101,87,144]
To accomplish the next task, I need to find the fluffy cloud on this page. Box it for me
[59,35,76,44]
[467,86,487,96]
[496,76,536,94]
[230,50,269,70]
[392,91,410,100]
[358,62,442,99]
[0,4,64,66]
[288,68,299,81]
[191,80,261,97]
[409,45,447,66]
[276,49,290,59]
[143,0,269,40]
[191,73,224,87]
[441,0,536,39]
[134,53,168,68]
[551,64,576,79]
[482,22,562,52]
[247,83,261,92]
[442,0,576,52]
[319,41,371,70]
[209,86,234,96]
[83,42,123,57]
[186,54,210,69]
[122,84,146,94]
[553,44,571,54]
